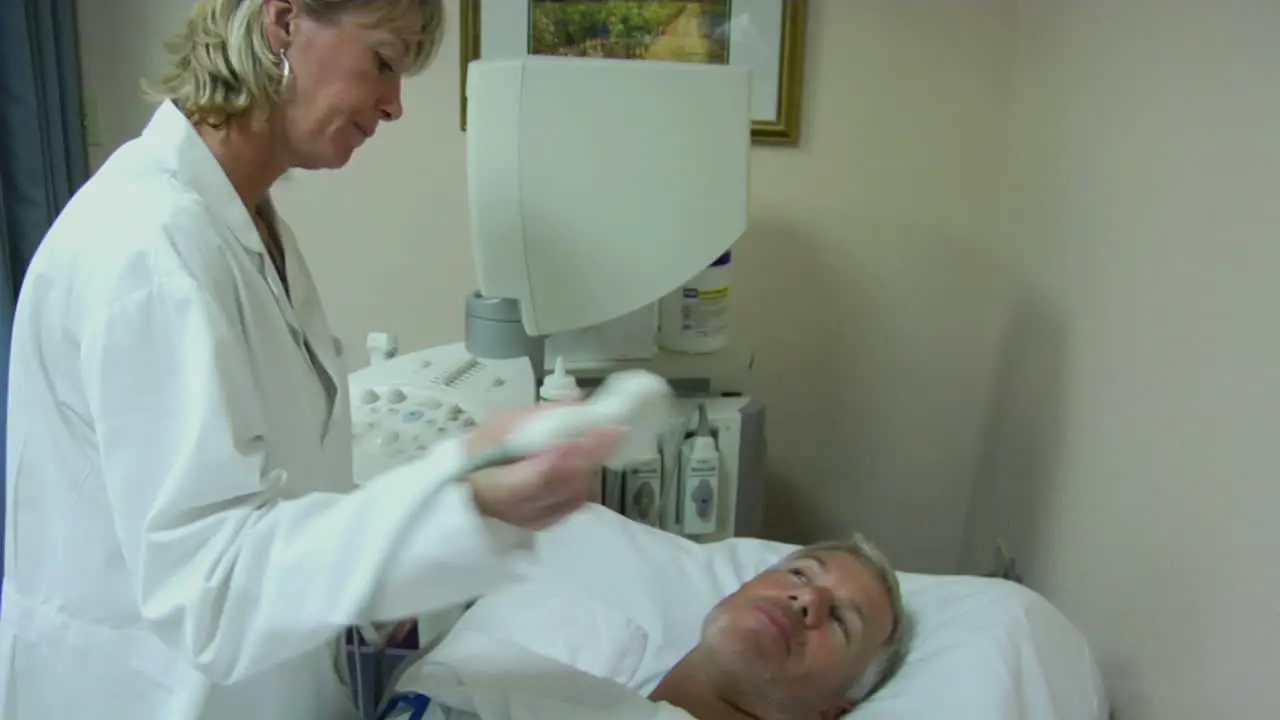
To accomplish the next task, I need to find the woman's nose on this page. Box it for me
[379,79,404,122]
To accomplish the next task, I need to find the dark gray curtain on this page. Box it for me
[0,0,89,575]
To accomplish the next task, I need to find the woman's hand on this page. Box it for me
[465,404,621,530]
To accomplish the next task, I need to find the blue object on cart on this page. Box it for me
[343,630,422,719]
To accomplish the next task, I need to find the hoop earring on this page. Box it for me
[279,49,291,87]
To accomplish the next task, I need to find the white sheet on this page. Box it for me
[379,632,692,720]
[389,506,1107,719]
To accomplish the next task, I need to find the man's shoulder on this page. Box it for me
[430,579,651,686]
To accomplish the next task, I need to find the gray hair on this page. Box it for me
[145,0,445,127]
[777,533,910,702]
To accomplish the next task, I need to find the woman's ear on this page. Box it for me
[261,0,296,51]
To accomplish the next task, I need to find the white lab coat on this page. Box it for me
[0,100,534,719]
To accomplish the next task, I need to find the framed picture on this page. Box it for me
[457,0,809,145]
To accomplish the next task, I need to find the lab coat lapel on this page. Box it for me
[140,101,338,441]
[276,218,346,441]
[142,101,307,344]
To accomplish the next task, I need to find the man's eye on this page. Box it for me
[788,568,808,582]
[830,608,850,640]
[375,53,393,72]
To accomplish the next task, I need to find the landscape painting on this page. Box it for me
[529,0,731,64]
[460,0,809,144]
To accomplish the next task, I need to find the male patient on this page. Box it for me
[648,536,908,720]
[378,533,908,720]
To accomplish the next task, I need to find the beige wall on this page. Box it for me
[74,0,1280,716]
[961,0,1279,718]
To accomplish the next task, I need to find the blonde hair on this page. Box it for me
[146,0,444,127]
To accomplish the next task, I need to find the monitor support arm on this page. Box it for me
[464,292,547,380]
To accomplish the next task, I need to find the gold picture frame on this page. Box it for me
[457,0,809,145]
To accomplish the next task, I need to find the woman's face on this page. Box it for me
[268,3,420,169]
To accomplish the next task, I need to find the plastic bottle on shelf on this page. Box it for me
[539,355,584,403]
[657,250,731,354]
[678,403,720,536]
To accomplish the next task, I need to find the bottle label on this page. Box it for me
[678,286,729,337]
[627,463,661,484]
[687,458,719,474]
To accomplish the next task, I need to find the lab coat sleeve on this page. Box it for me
[80,274,535,684]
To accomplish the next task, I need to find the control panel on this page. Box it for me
[352,383,478,483]
[348,339,538,484]
[346,333,767,541]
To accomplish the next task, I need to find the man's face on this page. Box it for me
[698,550,895,718]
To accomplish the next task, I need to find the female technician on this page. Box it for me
[0,1,615,718]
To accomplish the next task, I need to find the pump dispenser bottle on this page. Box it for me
[539,356,584,403]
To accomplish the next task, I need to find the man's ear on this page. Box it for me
[817,700,854,720]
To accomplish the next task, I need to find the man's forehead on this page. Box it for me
[784,551,888,608]
[787,549,858,573]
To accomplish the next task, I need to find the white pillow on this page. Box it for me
[849,573,1108,719]
[522,505,1108,719]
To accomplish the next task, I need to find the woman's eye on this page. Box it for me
[788,568,808,582]
[375,54,393,73]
